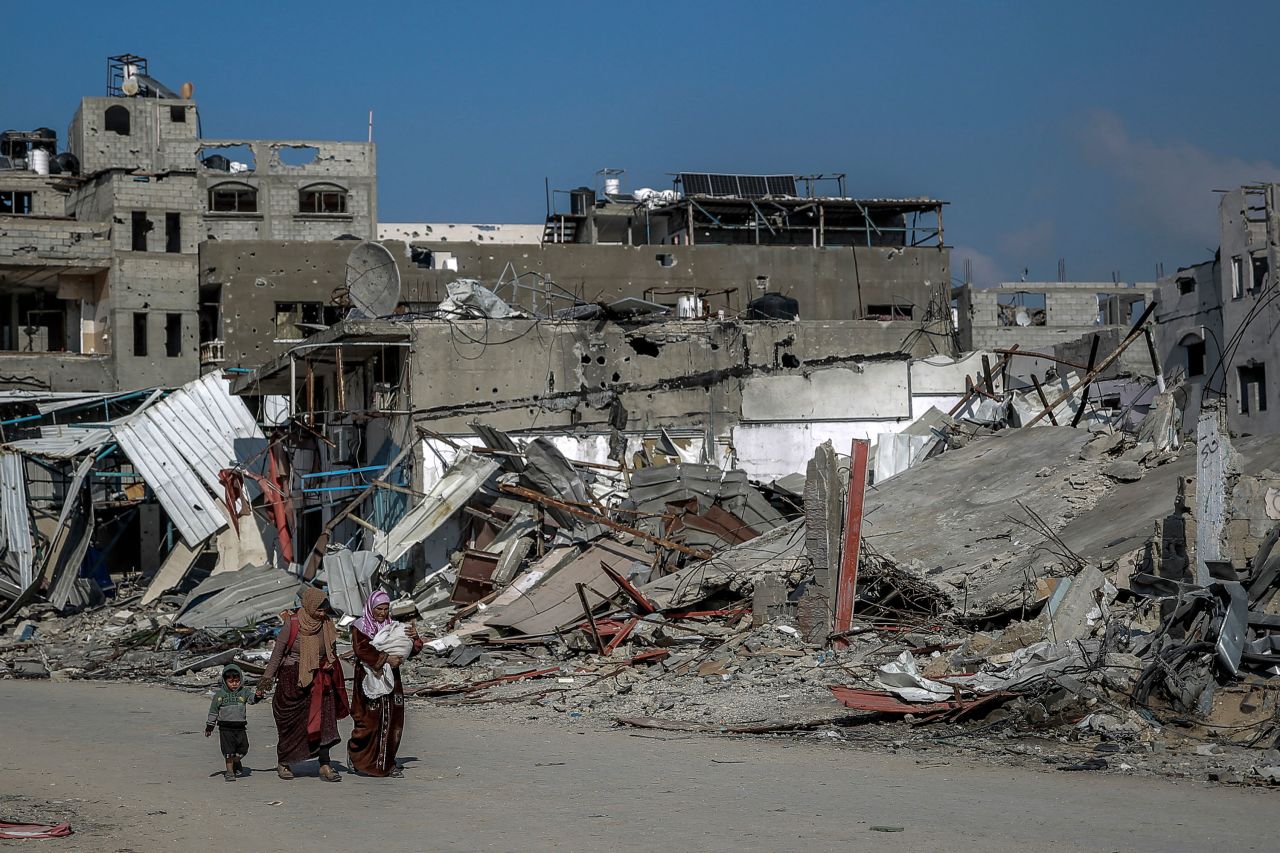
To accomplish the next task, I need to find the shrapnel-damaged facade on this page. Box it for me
[1153,184,1280,436]
[0,54,375,392]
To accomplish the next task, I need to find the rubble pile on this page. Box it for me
[5,353,1280,787]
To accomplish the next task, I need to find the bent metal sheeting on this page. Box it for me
[112,374,267,547]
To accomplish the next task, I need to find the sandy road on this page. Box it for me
[0,680,1274,852]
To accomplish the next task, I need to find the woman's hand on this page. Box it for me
[387,655,403,667]
[405,624,419,640]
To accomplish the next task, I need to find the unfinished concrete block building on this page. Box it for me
[0,54,376,392]
[1154,184,1280,435]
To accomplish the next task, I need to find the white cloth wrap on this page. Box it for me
[361,622,413,700]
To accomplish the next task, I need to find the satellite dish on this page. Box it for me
[1015,309,1032,327]
[345,242,401,319]
[121,76,140,96]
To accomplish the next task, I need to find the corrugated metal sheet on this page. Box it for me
[46,455,96,611]
[484,540,650,636]
[113,374,267,547]
[0,452,34,588]
[373,449,498,563]
[4,425,112,459]
[630,463,784,533]
[322,547,378,617]
[176,565,304,629]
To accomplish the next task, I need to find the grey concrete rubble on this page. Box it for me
[6,363,1280,790]
[11,54,1280,792]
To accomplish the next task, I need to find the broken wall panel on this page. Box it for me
[372,449,499,563]
[741,362,911,421]
[0,452,35,588]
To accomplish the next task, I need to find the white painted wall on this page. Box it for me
[379,222,544,244]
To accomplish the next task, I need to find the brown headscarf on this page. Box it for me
[295,586,338,688]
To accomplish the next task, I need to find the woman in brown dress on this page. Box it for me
[347,589,422,777]
[256,586,349,781]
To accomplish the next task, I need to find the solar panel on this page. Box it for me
[677,172,798,198]
[680,173,712,195]
[710,174,738,196]
[766,175,797,196]
[738,175,768,197]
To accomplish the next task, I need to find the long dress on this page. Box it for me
[261,615,349,765]
[347,627,422,776]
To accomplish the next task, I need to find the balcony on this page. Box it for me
[199,339,225,367]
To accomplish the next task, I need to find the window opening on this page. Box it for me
[1182,337,1206,378]
[165,212,181,253]
[131,211,150,251]
[1232,256,1245,299]
[1251,254,1270,293]
[996,292,1046,326]
[132,312,148,357]
[1239,363,1267,413]
[298,184,349,215]
[165,313,182,357]
[169,106,186,123]
[0,190,33,215]
[104,105,130,135]
[208,183,257,213]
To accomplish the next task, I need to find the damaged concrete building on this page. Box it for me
[0,54,375,393]
[1154,183,1280,435]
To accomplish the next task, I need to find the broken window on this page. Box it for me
[1239,363,1267,414]
[865,304,914,320]
[132,312,148,357]
[655,253,676,268]
[1181,334,1206,378]
[1176,276,1195,295]
[1251,254,1269,293]
[104,105,130,136]
[298,184,349,215]
[1232,256,1245,299]
[165,212,181,253]
[131,211,151,251]
[165,313,182,357]
[278,145,319,167]
[0,190,33,215]
[199,145,255,173]
[996,292,1046,326]
[208,183,257,213]
[169,106,186,123]
[273,302,339,340]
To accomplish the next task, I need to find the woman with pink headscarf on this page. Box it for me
[346,589,422,777]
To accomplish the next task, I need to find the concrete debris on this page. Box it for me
[7,325,1280,790]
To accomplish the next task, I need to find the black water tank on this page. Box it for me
[31,127,57,151]
[202,154,232,172]
[747,292,800,320]
[55,152,80,176]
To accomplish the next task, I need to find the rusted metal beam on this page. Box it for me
[599,560,658,614]
[576,583,606,654]
[1029,375,1058,426]
[993,347,1090,372]
[948,345,1019,416]
[832,438,870,647]
[499,483,713,559]
[1024,301,1158,428]
[1071,334,1102,428]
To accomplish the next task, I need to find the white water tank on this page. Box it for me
[29,148,50,175]
[604,176,621,196]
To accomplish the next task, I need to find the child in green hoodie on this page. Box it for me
[205,663,258,781]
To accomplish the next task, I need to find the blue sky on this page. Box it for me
[5,1,1279,286]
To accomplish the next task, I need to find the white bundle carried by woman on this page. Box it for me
[362,622,414,700]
